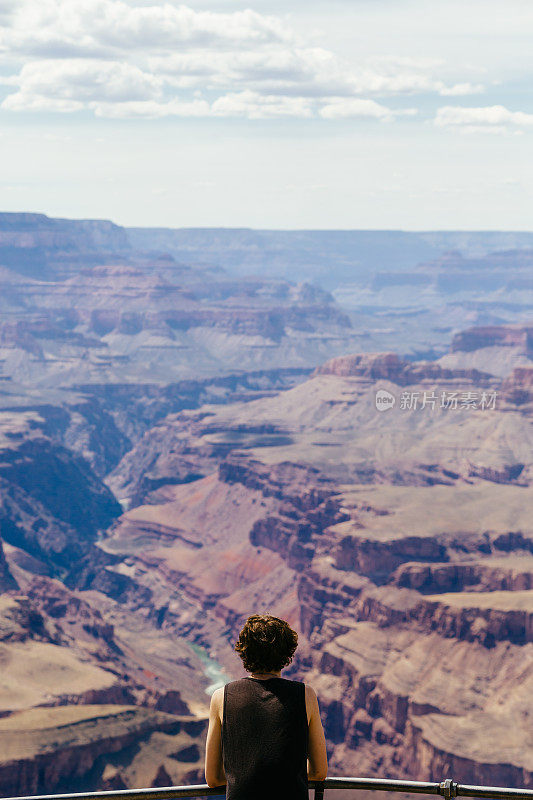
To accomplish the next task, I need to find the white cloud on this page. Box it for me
[435,104,533,133]
[319,98,397,121]
[439,82,485,96]
[91,97,211,118]
[149,46,455,101]
[212,90,313,119]
[352,71,445,95]
[149,46,356,97]
[353,57,485,97]
[0,1,291,58]
[2,60,162,109]
[0,0,487,120]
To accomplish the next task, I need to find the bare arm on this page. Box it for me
[205,687,226,788]
[305,684,328,782]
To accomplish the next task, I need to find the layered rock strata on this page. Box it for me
[0,706,206,796]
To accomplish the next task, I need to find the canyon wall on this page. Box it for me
[0,211,532,795]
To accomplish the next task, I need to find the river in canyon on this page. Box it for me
[190,643,232,695]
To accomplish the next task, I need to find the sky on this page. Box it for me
[0,0,532,229]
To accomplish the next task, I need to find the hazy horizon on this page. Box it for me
[3,209,533,234]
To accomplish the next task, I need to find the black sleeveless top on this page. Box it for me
[222,677,308,800]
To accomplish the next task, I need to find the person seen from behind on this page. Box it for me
[205,614,328,799]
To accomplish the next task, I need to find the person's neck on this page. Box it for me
[249,670,281,679]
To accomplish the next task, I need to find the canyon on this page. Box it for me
[97,357,533,789]
[0,212,532,796]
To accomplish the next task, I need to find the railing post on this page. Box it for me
[314,781,325,800]
[440,779,458,800]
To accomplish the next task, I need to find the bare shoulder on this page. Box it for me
[305,684,318,702]
[209,686,224,719]
[304,683,319,719]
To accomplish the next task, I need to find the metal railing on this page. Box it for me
[2,777,533,800]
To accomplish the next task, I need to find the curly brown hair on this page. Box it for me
[234,614,298,673]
